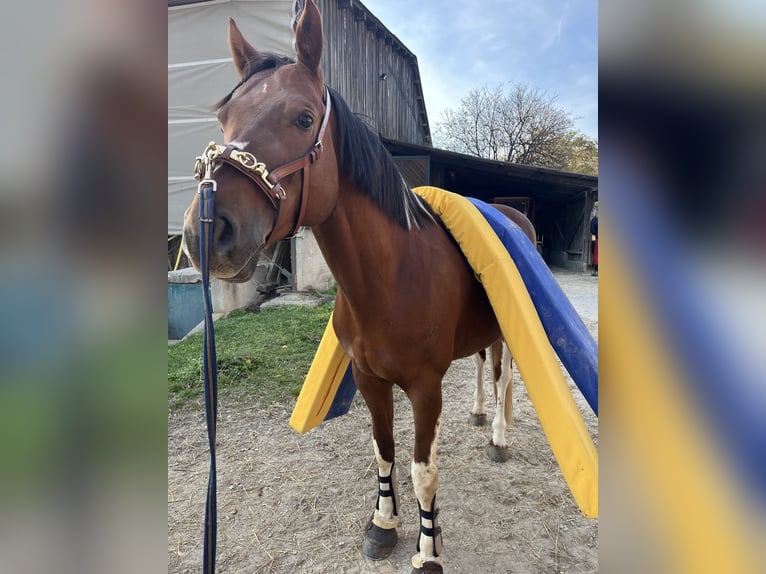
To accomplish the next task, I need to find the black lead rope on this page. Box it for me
[190,87,330,570]
[199,179,219,574]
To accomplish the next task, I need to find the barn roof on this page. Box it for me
[383,137,599,205]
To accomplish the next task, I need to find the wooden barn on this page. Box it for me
[168,0,597,325]
[314,0,431,146]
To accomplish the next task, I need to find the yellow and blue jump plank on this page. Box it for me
[289,186,598,518]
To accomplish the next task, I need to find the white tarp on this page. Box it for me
[168,0,296,234]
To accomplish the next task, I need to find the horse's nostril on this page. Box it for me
[214,214,237,252]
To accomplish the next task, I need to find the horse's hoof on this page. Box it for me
[468,412,488,426]
[361,521,398,560]
[411,562,444,573]
[486,442,511,462]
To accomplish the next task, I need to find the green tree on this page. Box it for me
[554,131,599,175]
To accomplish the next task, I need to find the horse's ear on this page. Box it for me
[228,19,259,79]
[295,0,323,77]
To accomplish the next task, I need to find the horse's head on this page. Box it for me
[182,0,337,281]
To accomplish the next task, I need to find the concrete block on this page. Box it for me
[293,228,335,292]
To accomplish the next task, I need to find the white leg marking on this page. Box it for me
[181,234,190,261]
[491,342,513,448]
[504,344,514,425]
[411,417,443,567]
[372,439,399,529]
[471,352,486,416]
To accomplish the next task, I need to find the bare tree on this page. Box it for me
[438,86,503,159]
[434,83,595,172]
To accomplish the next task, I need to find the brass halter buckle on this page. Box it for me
[193,142,221,182]
[193,142,278,195]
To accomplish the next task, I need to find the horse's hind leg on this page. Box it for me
[487,341,513,462]
[354,367,400,560]
[409,383,444,573]
[468,350,488,426]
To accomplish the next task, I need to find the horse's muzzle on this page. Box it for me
[182,212,262,282]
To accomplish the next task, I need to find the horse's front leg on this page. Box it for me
[353,366,400,560]
[409,382,444,574]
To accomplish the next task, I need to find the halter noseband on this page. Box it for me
[193,86,332,244]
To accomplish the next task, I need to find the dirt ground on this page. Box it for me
[168,270,598,573]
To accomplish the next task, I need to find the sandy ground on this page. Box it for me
[168,269,598,573]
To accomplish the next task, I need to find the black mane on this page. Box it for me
[215,54,434,229]
[328,86,435,230]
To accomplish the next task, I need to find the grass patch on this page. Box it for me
[168,302,333,410]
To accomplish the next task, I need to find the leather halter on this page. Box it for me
[193,86,332,245]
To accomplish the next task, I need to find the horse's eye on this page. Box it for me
[296,112,314,130]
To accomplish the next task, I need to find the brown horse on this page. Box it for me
[182,2,535,571]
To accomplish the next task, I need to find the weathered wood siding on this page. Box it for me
[313,0,431,145]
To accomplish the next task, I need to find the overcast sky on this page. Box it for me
[359,0,598,141]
